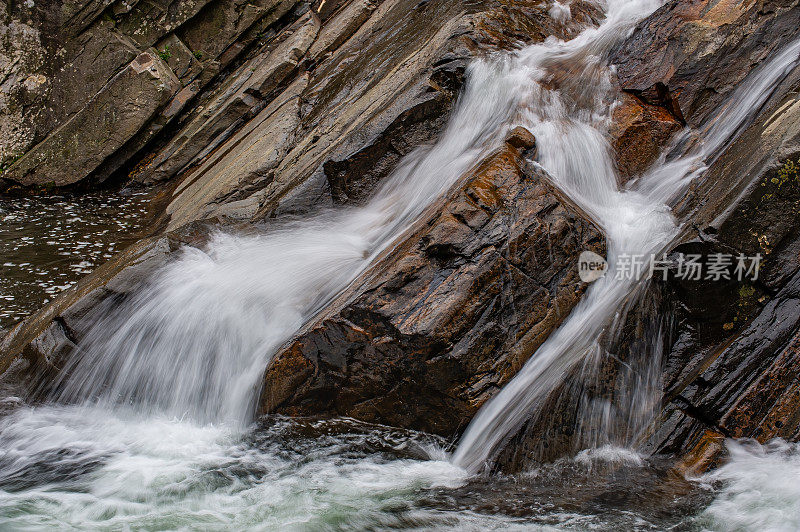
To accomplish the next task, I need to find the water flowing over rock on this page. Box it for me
[260,140,604,435]
[488,0,800,474]
[611,0,800,128]
[642,74,800,473]
[1,0,800,515]
[0,0,601,397]
[453,0,800,473]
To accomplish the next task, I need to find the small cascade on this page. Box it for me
[49,45,535,427]
[452,35,800,471]
[3,0,800,528]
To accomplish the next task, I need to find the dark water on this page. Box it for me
[0,190,156,328]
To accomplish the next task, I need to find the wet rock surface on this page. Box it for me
[610,0,800,128]
[260,142,604,436]
[489,0,800,473]
[646,143,800,468]
[611,1,800,469]
[609,93,681,183]
[1,0,800,487]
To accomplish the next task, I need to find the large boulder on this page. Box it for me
[259,140,605,436]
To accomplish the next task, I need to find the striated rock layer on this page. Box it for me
[260,139,604,435]
[2,0,800,481]
[483,0,800,473]
[0,0,603,416]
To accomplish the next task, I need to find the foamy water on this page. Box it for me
[2,0,800,528]
[698,440,800,532]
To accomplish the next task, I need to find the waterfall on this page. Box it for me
[46,0,668,435]
[5,1,800,528]
[452,32,800,471]
[25,0,800,467]
[48,39,536,427]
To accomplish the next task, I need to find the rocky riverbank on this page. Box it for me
[2,0,800,480]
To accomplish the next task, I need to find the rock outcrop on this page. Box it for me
[3,0,800,483]
[643,88,800,472]
[260,138,604,436]
[489,0,800,472]
[609,0,800,472]
[151,0,601,230]
[0,0,602,409]
[0,0,304,190]
[610,0,800,128]
[0,0,600,204]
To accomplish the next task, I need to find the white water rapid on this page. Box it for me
[3,0,800,528]
[452,29,800,473]
[49,52,531,426]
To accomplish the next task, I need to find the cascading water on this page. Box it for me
[453,33,800,471]
[49,55,532,426]
[3,0,800,527]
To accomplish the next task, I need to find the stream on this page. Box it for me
[1,0,800,529]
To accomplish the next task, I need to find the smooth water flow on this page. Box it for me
[51,56,534,426]
[453,33,800,471]
[3,0,800,527]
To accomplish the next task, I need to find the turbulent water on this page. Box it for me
[452,21,800,473]
[2,0,800,529]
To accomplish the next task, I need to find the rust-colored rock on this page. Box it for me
[610,93,682,183]
[260,145,605,436]
[611,0,800,127]
[506,126,537,152]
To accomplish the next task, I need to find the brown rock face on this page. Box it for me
[610,93,682,183]
[610,0,800,127]
[260,143,605,436]
[506,126,537,152]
